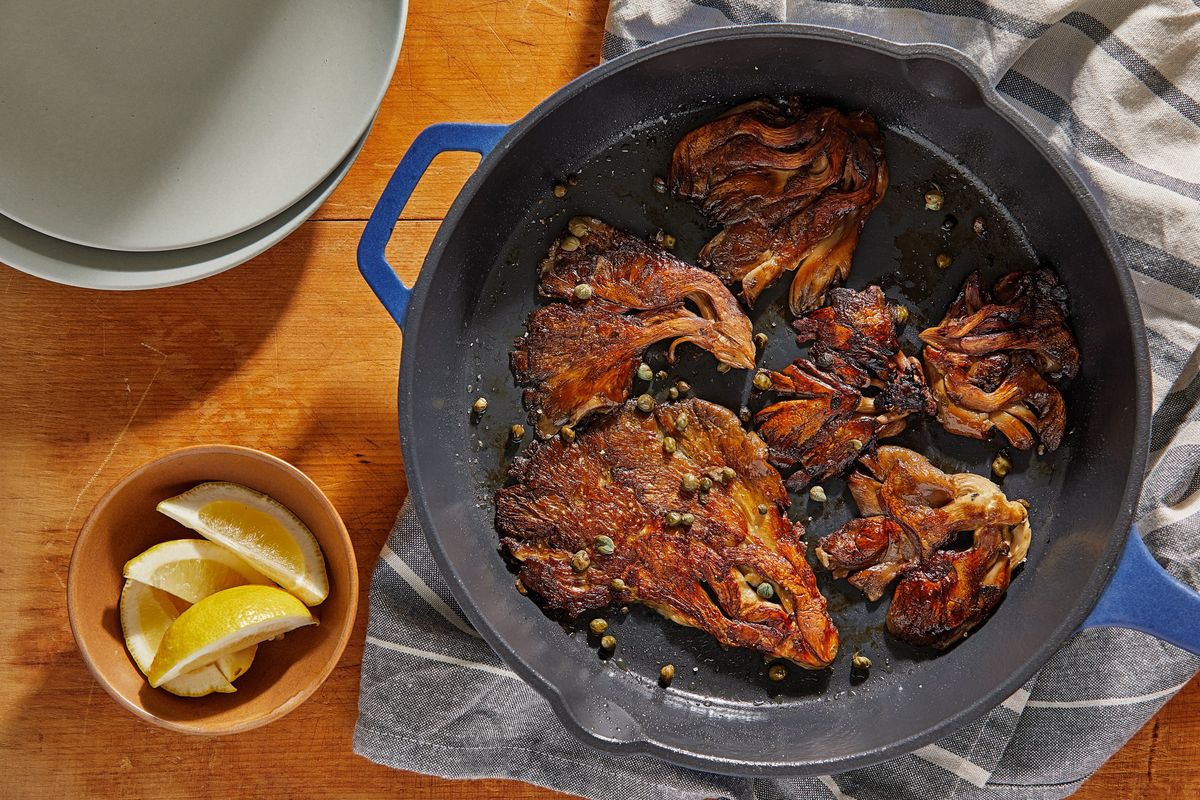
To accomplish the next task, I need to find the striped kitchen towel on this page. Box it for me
[355,2,1200,798]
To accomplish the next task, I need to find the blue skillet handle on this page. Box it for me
[357,122,509,328]
[1080,526,1200,655]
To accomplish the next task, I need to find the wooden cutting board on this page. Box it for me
[0,2,1194,797]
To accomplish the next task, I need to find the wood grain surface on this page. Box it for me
[0,2,1194,797]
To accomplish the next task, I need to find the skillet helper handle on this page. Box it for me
[1080,527,1200,655]
[357,122,509,328]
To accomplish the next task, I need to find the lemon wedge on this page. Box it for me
[119,579,236,697]
[123,538,274,604]
[157,482,328,606]
[215,643,258,682]
[147,585,316,688]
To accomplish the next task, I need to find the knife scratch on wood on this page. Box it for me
[65,346,167,528]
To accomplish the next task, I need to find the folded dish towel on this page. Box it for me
[355,2,1200,797]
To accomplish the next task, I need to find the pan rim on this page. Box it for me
[397,22,1152,776]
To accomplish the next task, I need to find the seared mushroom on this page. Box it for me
[921,270,1078,380]
[753,359,878,491]
[920,270,1079,451]
[816,446,1031,647]
[751,287,934,491]
[513,219,755,437]
[815,516,917,602]
[513,303,708,438]
[497,397,840,669]
[887,521,1027,647]
[794,286,936,419]
[670,99,888,314]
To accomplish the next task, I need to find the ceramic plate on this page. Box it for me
[0,0,405,252]
[0,126,367,290]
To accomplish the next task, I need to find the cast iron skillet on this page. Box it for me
[358,25,1200,775]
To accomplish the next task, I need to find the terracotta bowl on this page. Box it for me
[67,445,358,734]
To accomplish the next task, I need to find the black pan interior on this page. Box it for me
[398,28,1147,773]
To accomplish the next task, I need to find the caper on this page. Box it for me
[619,606,630,614]
[675,412,690,431]
[752,371,773,391]
[768,664,788,681]
[894,304,910,324]
[681,474,700,492]
[594,535,615,555]
[848,439,864,451]
[680,512,695,527]
[652,176,667,194]
[560,235,581,252]
[852,651,872,670]
[589,618,609,635]
[936,252,953,269]
[600,634,617,650]
[924,187,944,211]
[668,387,680,400]
[757,504,768,515]
[655,370,668,381]
[571,549,590,572]
[675,380,691,394]
[472,397,488,415]
[510,423,526,440]
[553,182,567,198]
[699,477,713,492]
[559,425,576,444]
[661,233,676,250]
[637,362,654,381]
[716,363,732,373]
[809,486,828,503]
[754,332,769,349]
[708,468,726,484]
[659,663,676,684]
[663,436,677,454]
[665,511,682,527]
[636,394,655,413]
[720,466,736,483]
[992,452,1012,478]
[568,218,589,238]
[609,578,627,591]
[573,282,593,300]
[756,582,775,600]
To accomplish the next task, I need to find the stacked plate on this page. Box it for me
[0,1,407,289]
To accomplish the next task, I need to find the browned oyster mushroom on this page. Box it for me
[920,270,1079,451]
[752,287,933,490]
[753,359,878,491]
[512,220,755,437]
[496,397,840,669]
[670,99,888,313]
[815,446,1031,647]
[512,302,711,438]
